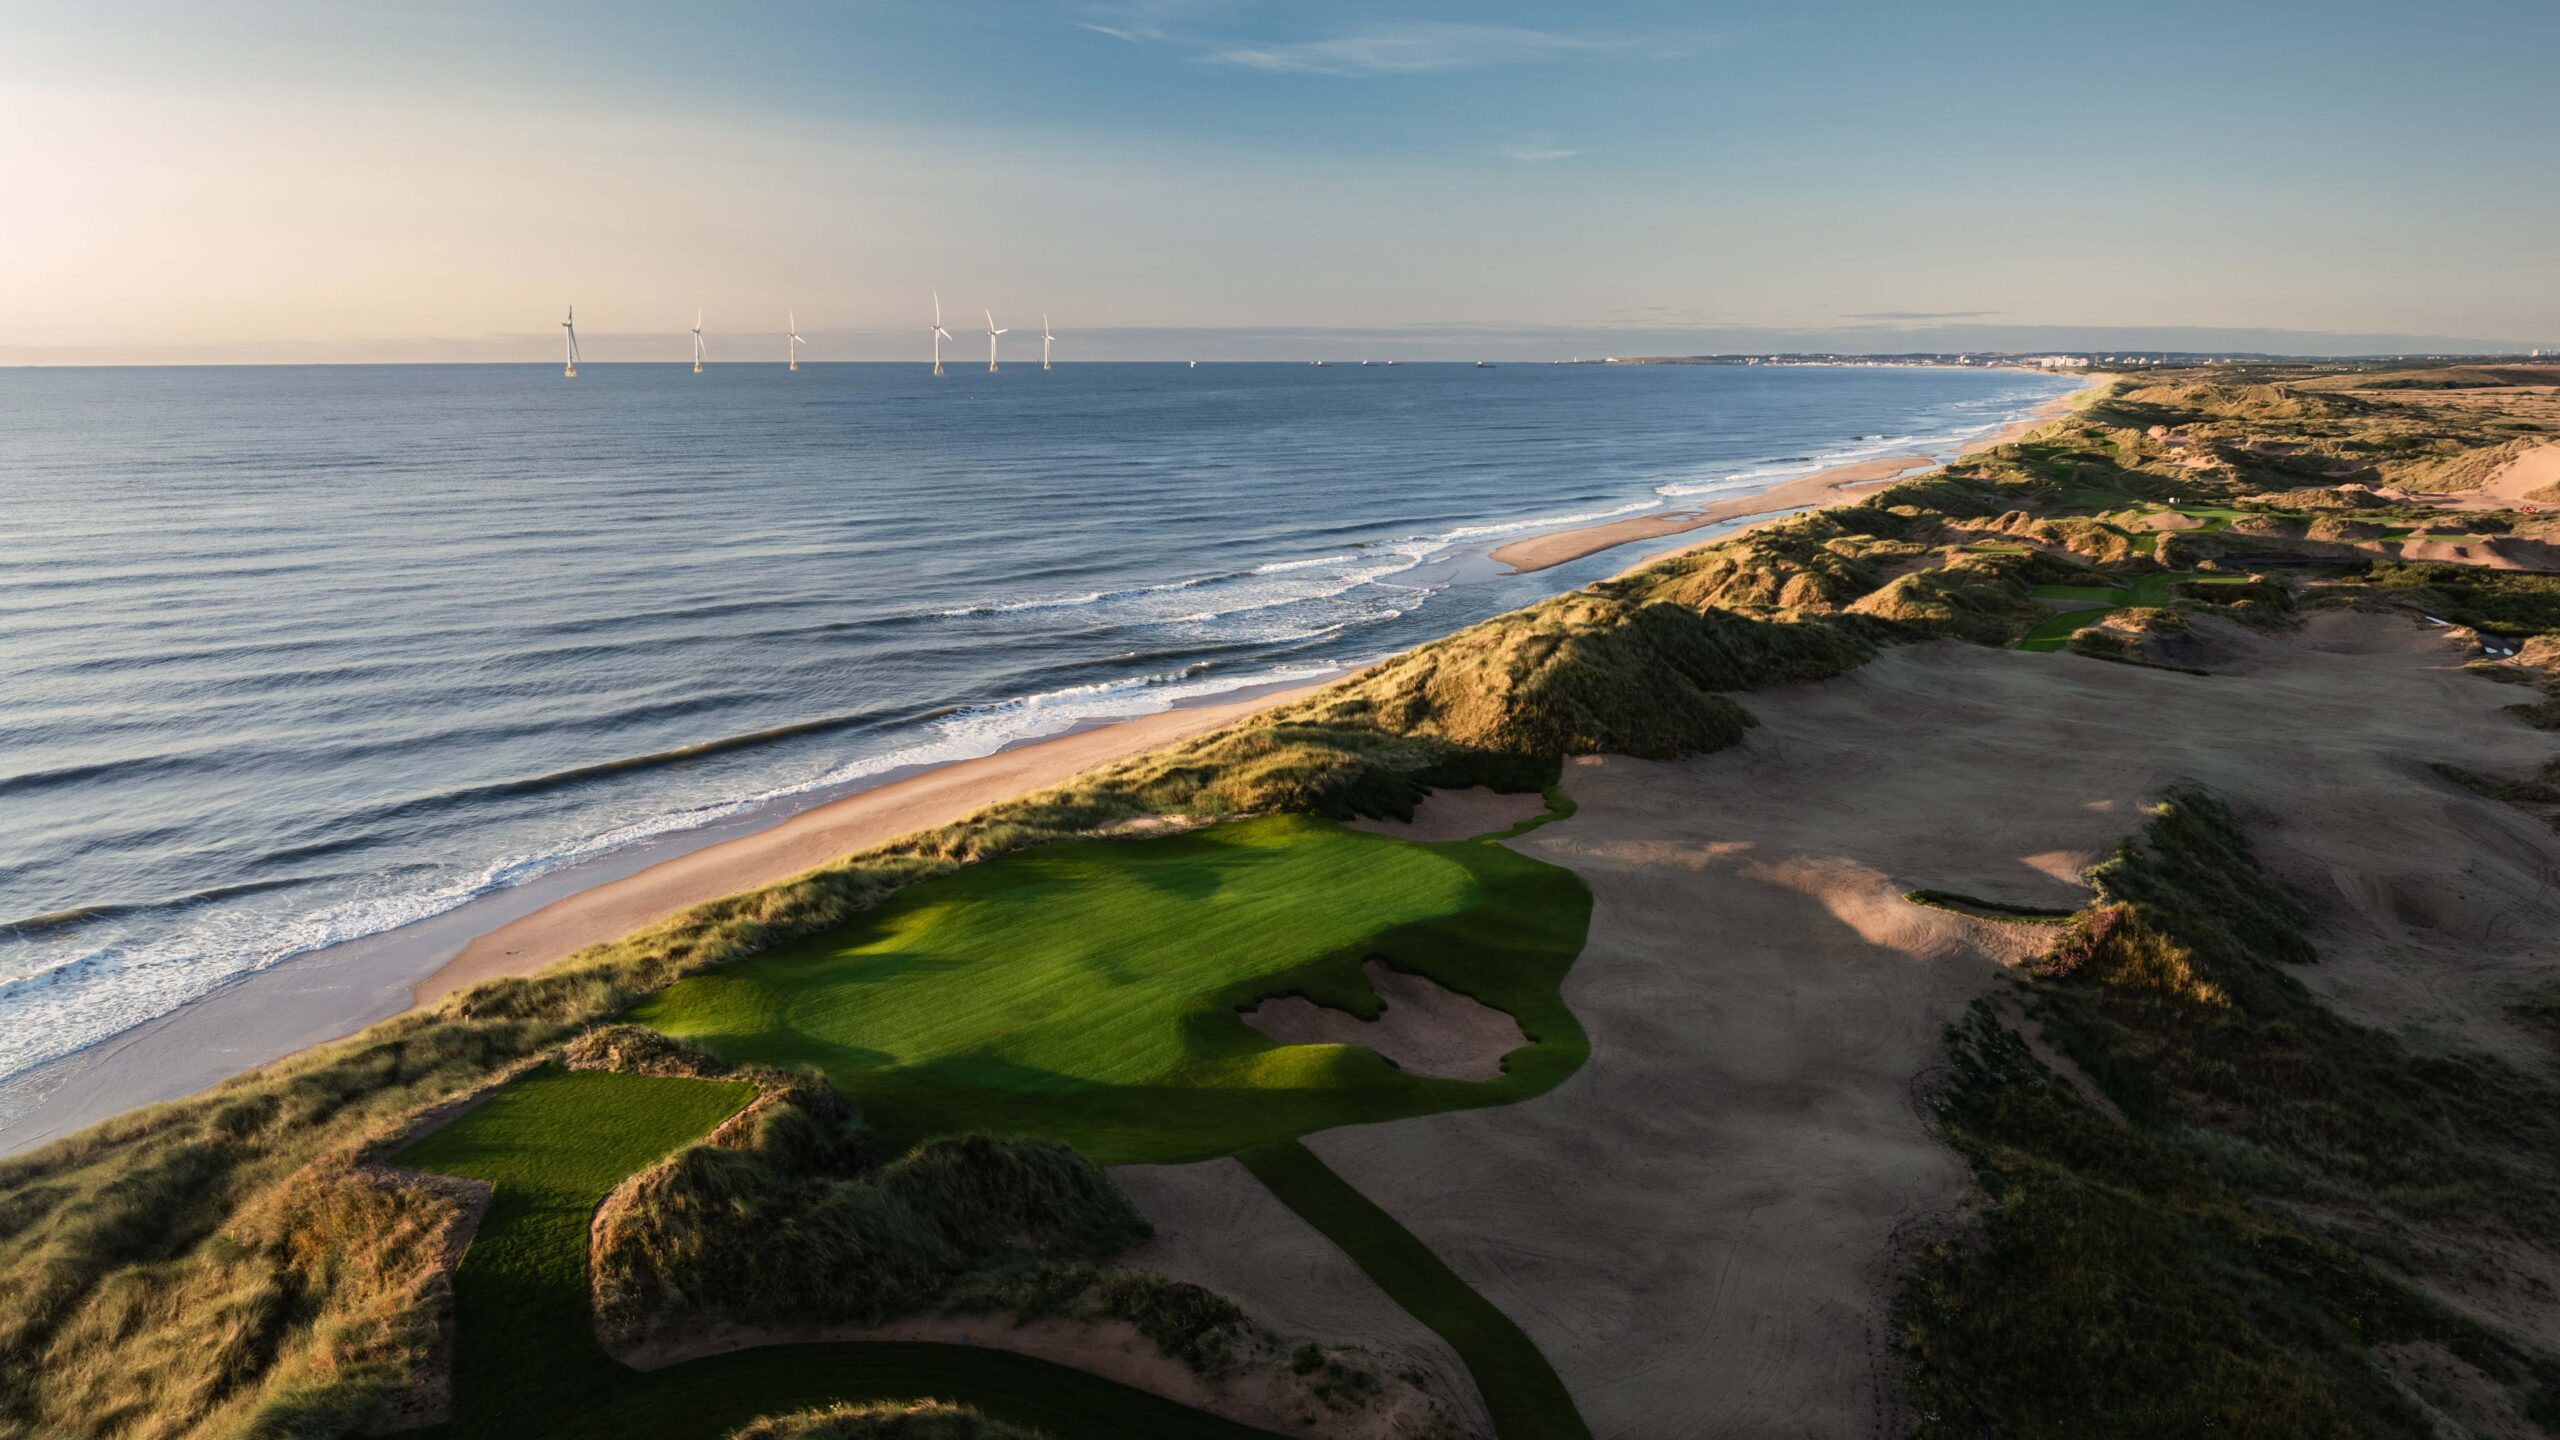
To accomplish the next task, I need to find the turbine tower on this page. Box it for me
[985,309,1007,373]
[562,305,580,378]
[691,310,705,374]
[1042,314,1055,371]
[931,294,953,375]
[788,311,805,372]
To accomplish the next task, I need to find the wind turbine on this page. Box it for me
[986,309,1007,373]
[562,305,580,378]
[788,311,805,372]
[1042,314,1055,371]
[931,294,953,375]
[691,309,705,374]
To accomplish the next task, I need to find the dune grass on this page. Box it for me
[1240,1140,1588,1440]
[397,1067,1280,1440]
[2016,572,2258,651]
[14,366,2560,1437]
[1899,789,2560,1437]
[629,813,1591,1166]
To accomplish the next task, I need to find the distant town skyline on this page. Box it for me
[6,0,2557,363]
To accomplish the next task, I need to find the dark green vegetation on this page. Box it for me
[631,814,1590,1164]
[1900,888,2077,923]
[397,1067,1280,1440]
[2017,571,2258,651]
[1241,1141,1589,1440]
[2355,560,2560,636]
[10,364,2558,1438]
[1899,790,2560,1438]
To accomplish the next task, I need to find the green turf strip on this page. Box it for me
[399,1067,1281,1440]
[629,813,1592,1165]
[1241,1140,1590,1440]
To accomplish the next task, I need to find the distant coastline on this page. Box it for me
[1490,378,2100,574]
[0,368,2082,1156]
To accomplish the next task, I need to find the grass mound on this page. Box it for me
[727,1401,1037,1440]
[630,814,1591,1165]
[11,364,2555,1436]
[399,1068,1281,1440]
[1899,789,2560,1437]
[593,1077,1150,1347]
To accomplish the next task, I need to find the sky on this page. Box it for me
[4,0,2556,362]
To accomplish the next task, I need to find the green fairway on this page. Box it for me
[1243,1141,1590,1440]
[628,813,1592,1165]
[2018,572,2256,652]
[400,1067,1283,1440]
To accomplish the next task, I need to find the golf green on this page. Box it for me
[629,812,1592,1164]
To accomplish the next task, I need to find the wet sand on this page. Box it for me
[1489,379,2099,576]
[413,677,1332,1006]
[0,676,1331,1156]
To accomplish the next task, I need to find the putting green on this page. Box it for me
[629,813,1592,1165]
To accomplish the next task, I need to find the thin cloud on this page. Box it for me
[1082,11,1696,77]
[1845,309,2007,321]
[1208,24,1652,76]
[1503,131,1578,162]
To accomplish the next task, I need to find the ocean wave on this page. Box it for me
[0,655,1349,1081]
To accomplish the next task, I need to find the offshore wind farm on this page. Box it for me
[10,6,2560,1440]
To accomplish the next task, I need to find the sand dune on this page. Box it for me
[1289,612,2557,1436]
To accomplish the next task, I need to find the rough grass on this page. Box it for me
[1899,789,2560,1437]
[629,814,1592,1165]
[396,1068,1279,1440]
[591,1078,1151,1348]
[7,364,2552,1437]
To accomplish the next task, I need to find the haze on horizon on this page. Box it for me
[5,0,2556,364]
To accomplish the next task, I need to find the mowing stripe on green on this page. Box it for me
[1241,1139,1590,1440]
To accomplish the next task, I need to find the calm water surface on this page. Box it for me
[0,361,2074,1080]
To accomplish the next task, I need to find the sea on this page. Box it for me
[0,360,2076,1088]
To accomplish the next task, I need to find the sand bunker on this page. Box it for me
[1291,611,2560,1436]
[1242,960,1528,1081]
[1110,1156,1493,1439]
[2418,441,2560,513]
[1346,786,1550,843]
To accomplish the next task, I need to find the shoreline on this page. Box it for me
[0,378,2088,1157]
[411,673,1334,1006]
[1488,379,2100,575]
[0,674,1333,1156]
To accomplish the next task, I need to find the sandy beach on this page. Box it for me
[0,676,1330,1156]
[412,677,1332,1006]
[0,378,2094,1158]
[1489,378,2098,576]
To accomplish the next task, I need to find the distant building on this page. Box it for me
[2031,355,2092,369]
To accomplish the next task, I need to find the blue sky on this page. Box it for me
[5,0,2555,359]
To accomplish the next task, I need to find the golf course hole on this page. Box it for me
[1242,960,1529,1081]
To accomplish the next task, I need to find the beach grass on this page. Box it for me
[15,364,2560,1438]
[1898,789,2560,1437]
[629,813,1592,1165]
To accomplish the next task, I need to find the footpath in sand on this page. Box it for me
[1152,612,2556,1438]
